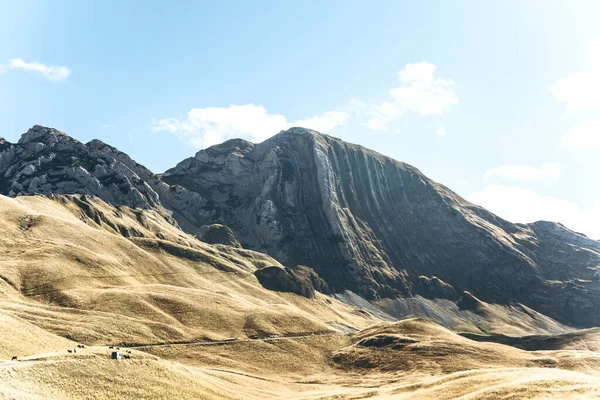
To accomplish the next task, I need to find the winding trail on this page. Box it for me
[124,331,345,349]
[0,331,346,370]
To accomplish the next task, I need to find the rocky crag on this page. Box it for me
[0,125,205,230]
[2,125,600,327]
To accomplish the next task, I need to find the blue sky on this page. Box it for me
[1,0,600,238]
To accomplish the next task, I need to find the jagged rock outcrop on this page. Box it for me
[414,276,458,301]
[0,125,206,230]
[196,224,241,248]
[254,265,329,298]
[457,291,485,311]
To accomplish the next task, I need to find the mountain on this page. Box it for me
[163,127,600,327]
[2,125,600,328]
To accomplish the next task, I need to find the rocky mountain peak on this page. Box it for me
[282,127,320,137]
[87,138,111,149]
[194,138,255,164]
[264,127,325,148]
[529,220,600,249]
[0,126,207,229]
[0,137,9,151]
[18,125,76,145]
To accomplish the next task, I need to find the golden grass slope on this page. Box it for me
[0,194,377,347]
[331,318,600,374]
[0,311,74,360]
[4,315,600,399]
[0,193,377,398]
[0,347,299,400]
[3,194,600,399]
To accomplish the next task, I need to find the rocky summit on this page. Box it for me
[2,125,600,327]
[0,125,205,230]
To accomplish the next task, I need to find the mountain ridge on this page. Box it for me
[2,125,600,327]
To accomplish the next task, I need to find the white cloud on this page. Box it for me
[553,40,600,152]
[1,58,71,81]
[560,120,600,150]
[365,101,396,130]
[483,162,561,184]
[152,103,348,149]
[435,126,447,136]
[293,111,349,133]
[348,97,366,110]
[469,185,600,240]
[366,62,458,130]
[550,38,600,113]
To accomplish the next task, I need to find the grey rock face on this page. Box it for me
[163,129,412,298]
[164,127,600,327]
[2,126,158,208]
[0,126,206,229]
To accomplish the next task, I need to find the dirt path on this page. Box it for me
[125,331,345,349]
[0,346,112,370]
[0,332,344,370]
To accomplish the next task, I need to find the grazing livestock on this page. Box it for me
[11,356,17,361]
[67,350,73,353]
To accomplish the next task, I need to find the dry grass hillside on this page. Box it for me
[0,194,375,346]
[2,194,600,399]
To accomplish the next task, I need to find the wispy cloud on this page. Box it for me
[483,162,561,184]
[469,184,600,239]
[293,111,349,134]
[154,61,457,147]
[551,39,600,153]
[550,38,600,113]
[560,120,600,151]
[0,58,71,81]
[152,103,348,149]
[366,62,458,130]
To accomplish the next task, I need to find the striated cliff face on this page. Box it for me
[3,125,600,327]
[163,128,538,300]
[163,128,600,327]
[163,129,413,297]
